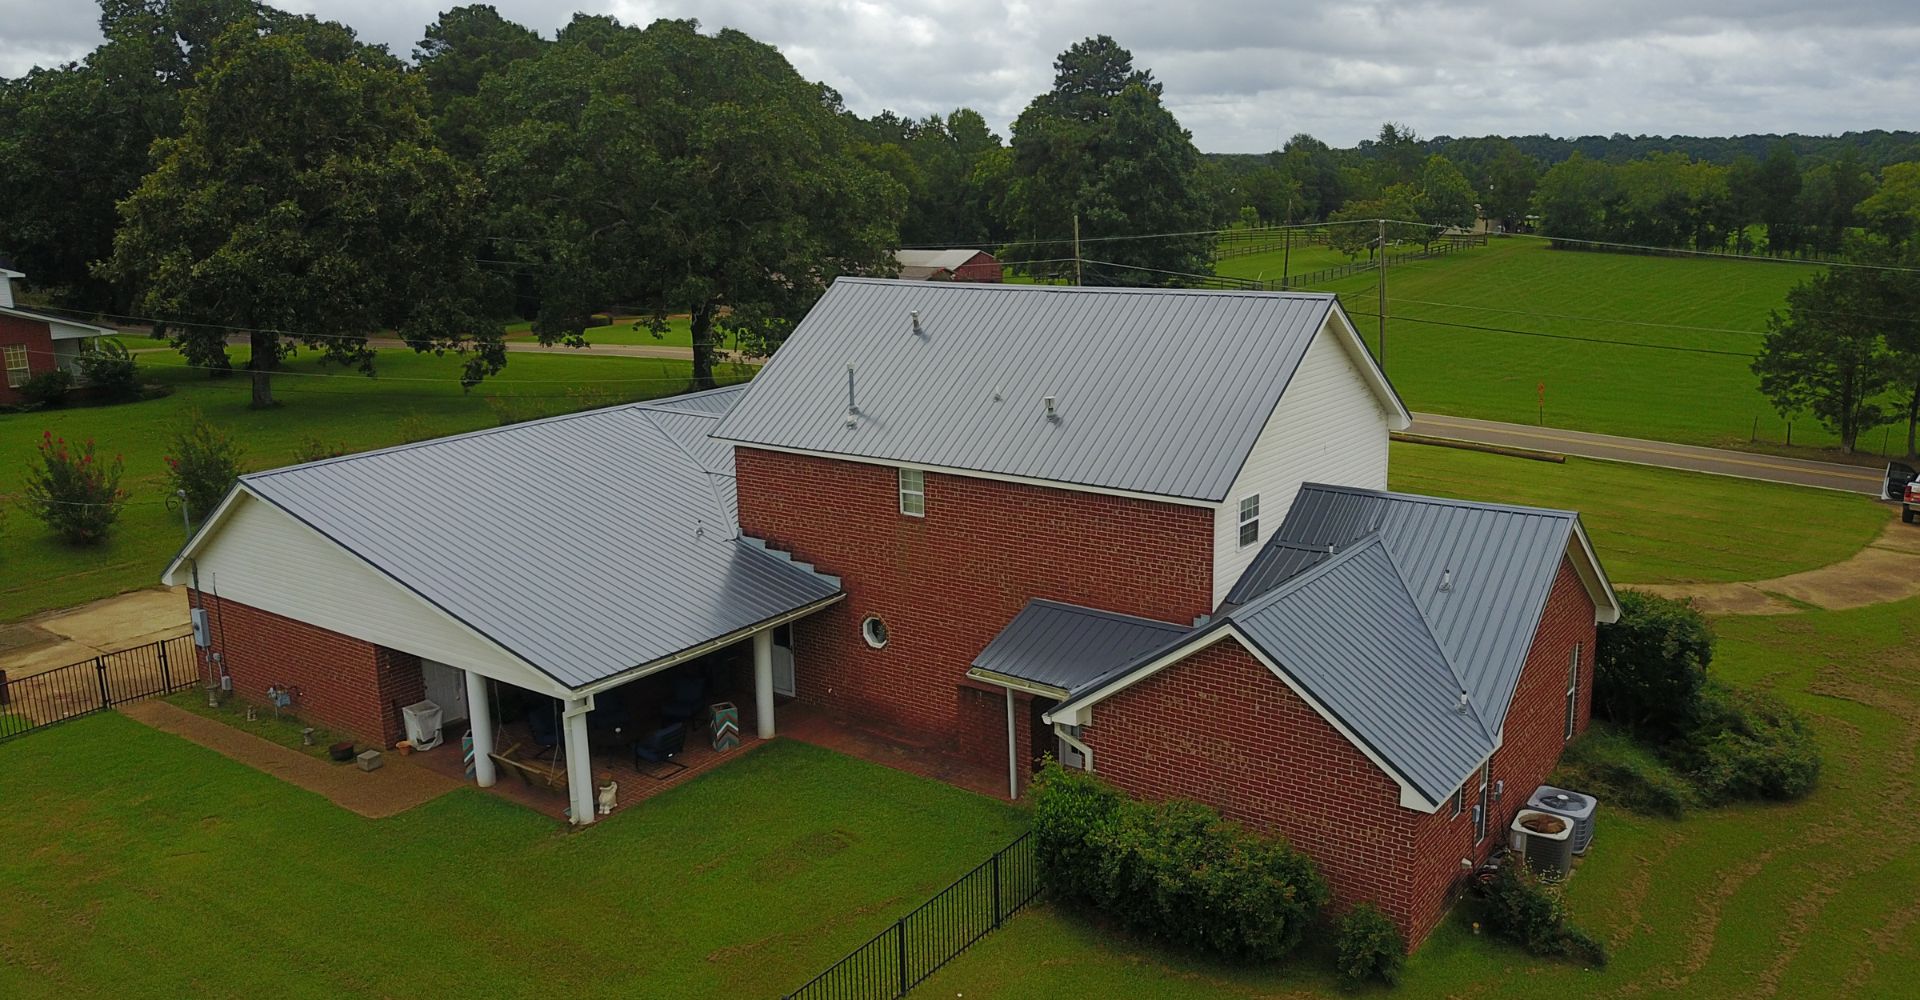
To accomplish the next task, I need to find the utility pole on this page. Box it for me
[1072,213,1082,286]
[1377,218,1388,372]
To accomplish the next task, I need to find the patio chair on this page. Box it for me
[633,722,688,779]
[526,701,561,760]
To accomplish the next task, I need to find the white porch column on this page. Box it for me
[1005,687,1019,800]
[562,696,596,825]
[464,669,496,788]
[753,628,775,739]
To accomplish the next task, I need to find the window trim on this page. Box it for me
[898,467,925,518]
[1564,642,1582,741]
[1473,762,1492,842]
[1451,784,1465,818]
[1237,494,1261,548]
[860,616,889,649]
[3,344,28,388]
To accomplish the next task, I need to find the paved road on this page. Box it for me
[1407,412,1891,496]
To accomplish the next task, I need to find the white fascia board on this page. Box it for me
[1326,302,1413,431]
[712,440,1219,508]
[573,593,844,698]
[160,481,252,585]
[1043,628,1236,727]
[965,667,1070,700]
[1569,520,1622,623]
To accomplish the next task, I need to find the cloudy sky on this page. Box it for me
[3,0,1916,151]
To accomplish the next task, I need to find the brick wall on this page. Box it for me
[0,314,56,405]
[1079,556,1598,948]
[734,447,1213,770]
[191,591,426,747]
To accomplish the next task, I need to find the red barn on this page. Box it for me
[893,248,1001,282]
[164,279,1616,947]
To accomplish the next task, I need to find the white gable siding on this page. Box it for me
[173,493,567,695]
[1210,318,1391,606]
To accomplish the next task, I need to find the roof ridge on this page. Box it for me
[834,276,1338,300]
[1225,531,1392,619]
[1368,543,1497,743]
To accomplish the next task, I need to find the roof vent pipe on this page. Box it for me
[1457,691,1470,714]
[1439,569,1454,592]
[910,310,922,334]
[844,364,858,428]
[1043,395,1058,421]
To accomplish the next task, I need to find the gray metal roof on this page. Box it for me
[895,249,988,272]
[713,278,1376,501]
[1226,538,1495,805]
[1234,483,1581,732]
[233,391,839,690]
[971,599,1188,693]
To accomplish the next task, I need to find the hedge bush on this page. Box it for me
[1476,861,1608,966]
[1594,590,1713,740]
[17,369,73,407]
[21,431,126,544]
[1335,903,1404,987]
[1672,681,1821,803]
[1032,762,1328,962]
[76,339,139,400]
[1552,724,1692,818]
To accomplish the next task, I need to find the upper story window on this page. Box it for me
[3,344,28,388]
[899,468,925,517]
[1237,494,1260,547]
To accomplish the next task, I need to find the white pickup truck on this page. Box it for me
[1890,461,1918,524]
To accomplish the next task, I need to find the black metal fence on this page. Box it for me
[782,831,1039,1000]
[0,634,199,742]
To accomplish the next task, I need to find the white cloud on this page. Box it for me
[1,0,1915,149]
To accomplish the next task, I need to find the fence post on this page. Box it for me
[992,850,1003,929]
[0,668,9,707]
[159,640,172,692]
[895,918,908,997]
[94,656,111,709]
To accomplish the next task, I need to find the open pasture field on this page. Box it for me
[1309,238,1855,452]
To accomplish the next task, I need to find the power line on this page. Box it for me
[902,218,1376,252]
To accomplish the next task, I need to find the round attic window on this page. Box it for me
[861,616,889,649]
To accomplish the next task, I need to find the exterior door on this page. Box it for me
[420,659,470,725]
[772,626,796,697]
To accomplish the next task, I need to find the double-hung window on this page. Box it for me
[898,468,925,517]
[1237,494,1260,547]
[3,344,28,388]
[1564,643,1582,741]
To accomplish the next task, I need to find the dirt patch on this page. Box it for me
[0,588,192,679]
[1627,519,1920,616]
[119,699,459,818]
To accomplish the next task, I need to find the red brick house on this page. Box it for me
[893,248,1001,282]
[0,269,115,405]
[162,279,1615,946]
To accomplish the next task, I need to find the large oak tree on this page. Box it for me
[484,18,902,388]
[102,16,502,407]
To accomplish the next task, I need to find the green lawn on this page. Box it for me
[501,314,749,351]
[0,347,750,622]
[930,592,1920,998]
[1388,441,1890,584]
[0,720,1025,999]
[1308,238,1859,452]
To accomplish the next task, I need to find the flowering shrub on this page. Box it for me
[22,431,126,544]
[164,407,244,522]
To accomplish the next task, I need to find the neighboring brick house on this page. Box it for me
[0,269,115,405]
[160,278,1617,944]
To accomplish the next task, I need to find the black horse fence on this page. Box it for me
[783,831,1040,1000]
[0,634,199,741]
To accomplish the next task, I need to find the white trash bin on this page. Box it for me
[402,699,444,751]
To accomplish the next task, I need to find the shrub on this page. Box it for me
[1595,590,1714,740]
[164,407,244,522]
[21,431,126,544]
[1552,724,1691,819]
[1335,903,1404,987]
[17,369,73,407]
[1671,681,1821,803]
[75,339,140,400]
[291,434,347,464]
[1032,762,1328,962]
[1476,861,1608,966]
